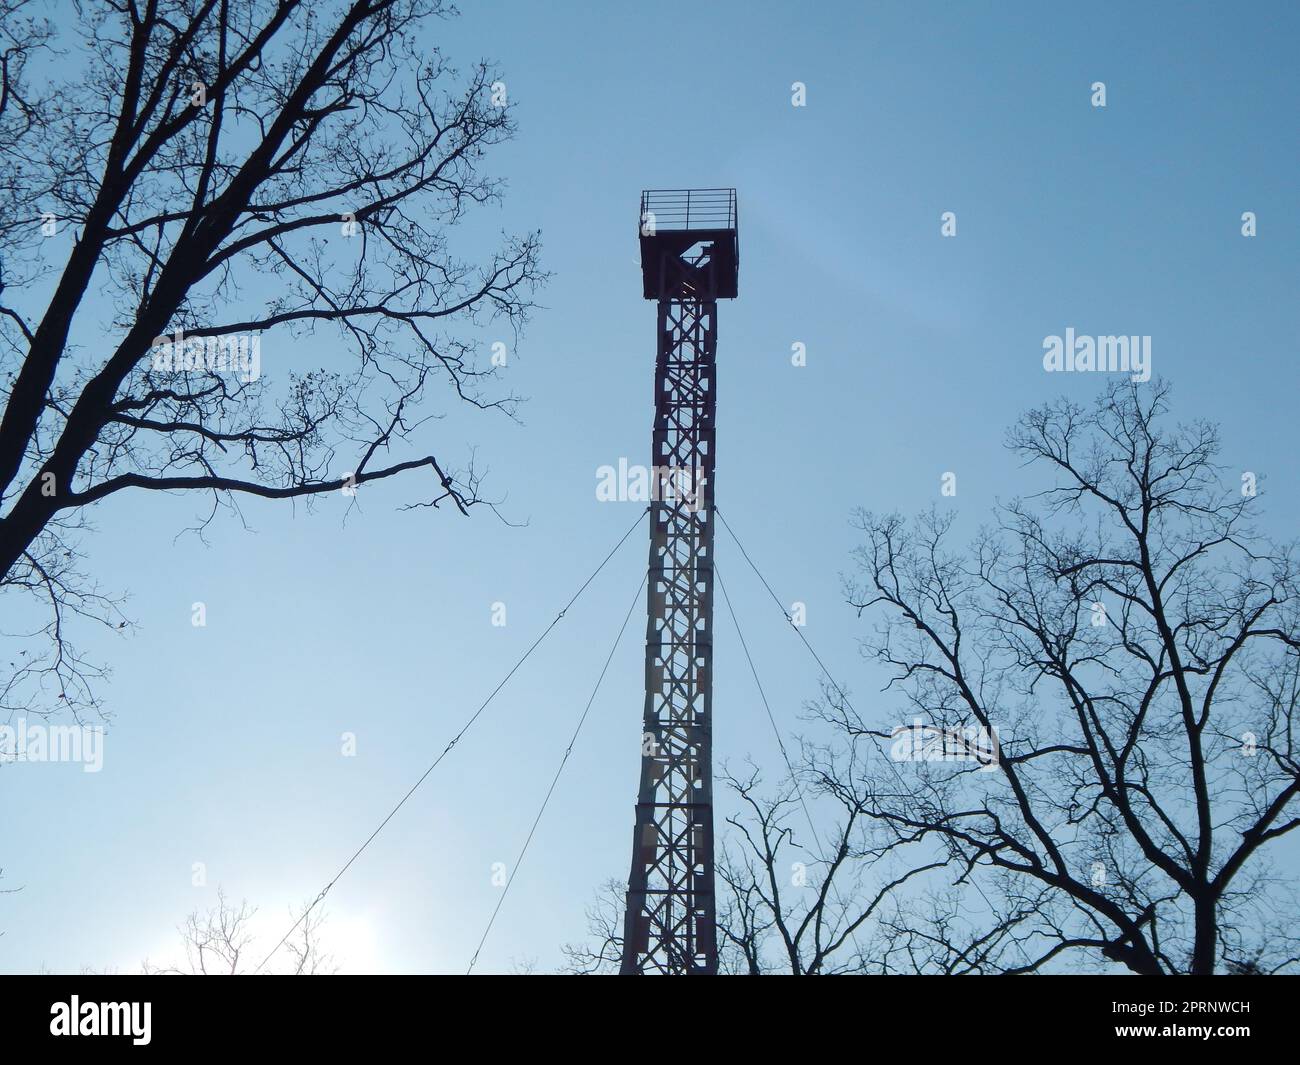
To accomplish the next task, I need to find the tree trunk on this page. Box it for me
[1191,898,1217,974]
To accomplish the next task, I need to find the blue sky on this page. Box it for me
[2,0,1297,973]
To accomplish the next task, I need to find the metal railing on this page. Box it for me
[640,188,737,232]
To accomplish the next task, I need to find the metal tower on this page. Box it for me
[621,189,739,975]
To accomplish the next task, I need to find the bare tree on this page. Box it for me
[561,878,626,975]
[565,768,1027,975]
[143,887,335,974]
[717,765,904,974]
[0,0,542,721]
[828,380,1300,974]
[713,763,1040,974]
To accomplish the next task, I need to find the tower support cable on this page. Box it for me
[467,568,649,974]
[714,506,1035,968]
[715,561,868,965]
[255,506,649,973]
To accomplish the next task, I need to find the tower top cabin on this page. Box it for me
[638,188,739,301]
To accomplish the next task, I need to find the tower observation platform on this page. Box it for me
[637,188,739,300]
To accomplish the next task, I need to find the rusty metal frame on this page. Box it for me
[621,190,736,975]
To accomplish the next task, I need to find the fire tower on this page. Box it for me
[620,189,739,975]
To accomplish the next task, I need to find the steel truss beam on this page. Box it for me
[620,280,719,975]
